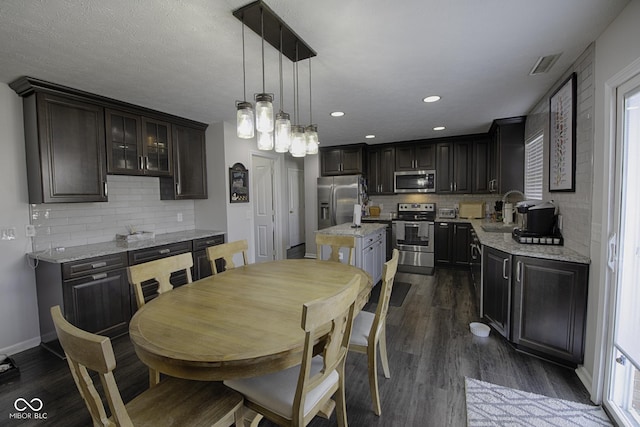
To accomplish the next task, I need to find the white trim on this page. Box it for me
[1,337,41,356]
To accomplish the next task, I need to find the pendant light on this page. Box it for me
[274,25,291,153]
[305,56,319,155]
[289,43,307,157]
[255,6,274,136]
[236,17,254,139]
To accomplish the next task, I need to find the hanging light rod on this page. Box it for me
[233,0,316,63]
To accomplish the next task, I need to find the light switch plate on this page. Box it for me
[25,224,36,237]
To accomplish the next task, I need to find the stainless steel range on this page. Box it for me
[391,203,436,275]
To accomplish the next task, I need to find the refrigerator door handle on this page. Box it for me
[331,184,337,225]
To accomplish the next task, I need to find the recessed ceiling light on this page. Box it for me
[433,126,445,131]
[365,134,375,139]
[330,111,345,117]
[423,95,441,103]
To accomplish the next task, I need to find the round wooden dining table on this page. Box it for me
[129,259,373,381]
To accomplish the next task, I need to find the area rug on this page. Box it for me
[366,281,411,309]
[465,377,612,426]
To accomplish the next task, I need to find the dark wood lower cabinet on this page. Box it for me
[192,235,225,280]
[482,246,511,339]
[511,256,588,365]
[435,222,471,267]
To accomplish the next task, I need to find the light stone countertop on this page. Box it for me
[315,222,387,237]
[435,217,590,264]
[28,229,226,263]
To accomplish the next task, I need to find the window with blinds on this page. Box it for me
[524,134,544,200]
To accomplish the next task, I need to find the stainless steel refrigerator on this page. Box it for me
[317,175,366,229]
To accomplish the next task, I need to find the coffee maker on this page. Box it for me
[513,201,562,245]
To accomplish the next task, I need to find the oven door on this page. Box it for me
[392,221,435,272]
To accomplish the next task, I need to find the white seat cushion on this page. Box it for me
[350,311,374,346]
[224,355,339,420]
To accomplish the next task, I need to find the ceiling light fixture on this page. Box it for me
[433,126,445,131]
[274,25,291,153]
[233,1,317,155]
[330,111,345,117]
[365,135,375,139]
[305,56,319,155]
[236,18,254,139]
[423,95,441,103]
[255,6,274,150]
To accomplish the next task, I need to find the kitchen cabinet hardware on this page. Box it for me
[502,258,509,279]
[91,262,107,269]
[91,273,108,280]
[159,249,171,254]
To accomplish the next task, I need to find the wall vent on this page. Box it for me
[529,54,562,75]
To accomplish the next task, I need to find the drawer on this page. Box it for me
[128,241,193,265]
[62,252,128,280]
[362,231,384,249]
[192,234,225,252]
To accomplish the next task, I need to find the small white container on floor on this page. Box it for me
[469,322,490,337]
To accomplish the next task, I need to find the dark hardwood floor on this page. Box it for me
[0,268,592,426]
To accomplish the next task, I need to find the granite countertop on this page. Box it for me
[28,229,226,263]
[315,222,387,237]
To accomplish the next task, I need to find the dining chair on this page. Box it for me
[206,239,249,274]
[348,248,399,416]
[50,305,244,427]
[316,234,356,265]
[127,252,194,311]
[127,252,194,387]
[224,275,361,427]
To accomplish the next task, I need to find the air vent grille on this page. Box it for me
[529,54,561,75]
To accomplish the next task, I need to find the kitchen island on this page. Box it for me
[315,223,386,285]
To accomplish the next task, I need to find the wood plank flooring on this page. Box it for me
[0,268,592,426]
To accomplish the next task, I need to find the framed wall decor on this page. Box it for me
[549,72,577,192]
[229,163,249,203]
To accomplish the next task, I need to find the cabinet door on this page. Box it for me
[142,117,172,176]
[473,137,490,193]
[482,247,511,338]
[415,143,435,169]
[320,148,342,175]
[436,143,453,193]
[362,241,376,283]
[434,222,451,265]
[63,269,131,338]
[160,125,207,199]
[105,109,143,175]
[368,146,395,194]
[34,93,107,203]
[395,145,416,171]
[453,223,471,265]
[341,147,364,174]
[453,141,472,193]
[368,149,381,194]
[192,236,225,280]
[512,257,588,364]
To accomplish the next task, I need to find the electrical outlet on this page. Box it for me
[25,224,36,237]
[1,228,16,240]
[177,212,183,222]
[339,252,344,261]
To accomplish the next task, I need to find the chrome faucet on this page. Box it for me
[502,190,525,204]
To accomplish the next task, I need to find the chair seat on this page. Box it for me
[350,311,375,347]
[224,356,338,420]
[126,378,243,427]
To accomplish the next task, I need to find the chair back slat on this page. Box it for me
[315,234,356,265]
[127,253,193,309]
[372,249,400,342]
[206,240,249,274]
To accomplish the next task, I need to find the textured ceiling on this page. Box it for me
[0,0,629,146]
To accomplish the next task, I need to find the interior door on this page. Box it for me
[604,73,640,425]
[287,168,304,247]
[252,155,275,264]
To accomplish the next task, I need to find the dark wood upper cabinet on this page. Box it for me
[105,109,143,175]
[367,145,395,194]
[160,124,208,200]
[488,117,526,193]
[320,144,366,176]
[142,118,172,176]
[472,136,491,193]
[395,141,435,171]
[23,92,107,203]
[436,139,471,193]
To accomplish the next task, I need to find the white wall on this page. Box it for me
[585,0,640,403]
[0,83,40,354]
[304,154,320,258]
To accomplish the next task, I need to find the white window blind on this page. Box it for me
[524,134,543,200]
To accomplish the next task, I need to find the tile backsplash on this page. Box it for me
[29,175,195,252]
[368,193,503,217]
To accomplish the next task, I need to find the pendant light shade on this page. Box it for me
[255,93,274,132]
[237,101,255,139]
[275,111,291,152]
[305,124,319,154]
[256,130,274,150]
[290,125,306,157]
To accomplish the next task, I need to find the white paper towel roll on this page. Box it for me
[353,204,362,225]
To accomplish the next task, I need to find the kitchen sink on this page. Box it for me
[480,224,517,233]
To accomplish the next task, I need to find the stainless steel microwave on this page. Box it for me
[394,170,436,193]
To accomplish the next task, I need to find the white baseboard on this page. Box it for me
[575,365,598,404]
[1,337,41,356]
